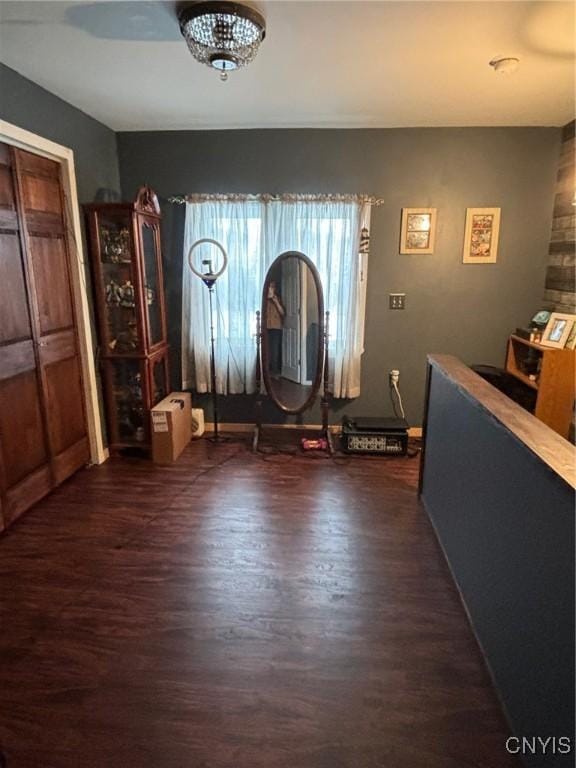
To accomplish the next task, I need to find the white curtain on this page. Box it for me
[182,198,371,398]
[181,199,266,394]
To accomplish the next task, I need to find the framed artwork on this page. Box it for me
[400,208,437,254]
[564,321,576,350]
[462,207,501,264]
[540,312,575,349]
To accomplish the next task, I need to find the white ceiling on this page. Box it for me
[0,1,574,131]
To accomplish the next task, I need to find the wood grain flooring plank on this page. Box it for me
[0,439,519,768]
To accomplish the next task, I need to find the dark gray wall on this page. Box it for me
[421,363,574,767]
[117,127,560,426]
[0,64,120,202]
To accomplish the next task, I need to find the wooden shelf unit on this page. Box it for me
[84,187,170,454]
[505,335,575,439]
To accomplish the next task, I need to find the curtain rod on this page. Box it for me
[168,193,384,206]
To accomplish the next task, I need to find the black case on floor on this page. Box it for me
[341,417,409,455]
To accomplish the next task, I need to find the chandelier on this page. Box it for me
[179,2,266,81]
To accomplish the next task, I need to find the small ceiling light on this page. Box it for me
[179,1,266,81]
[489,56,520,75]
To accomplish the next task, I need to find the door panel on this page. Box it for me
[21,174,62,214]
[0,234,31,343]
[29,236,74,333]
[0,340,35,380]
[0,151,32,346]
[4,467,52,529]
[15,150,58,177]
[37,329,76,366]
[26,211,64,235]
[53,438,89,486]
[44,356,87,455]
[0,163,14,205]
[0,370,48,487]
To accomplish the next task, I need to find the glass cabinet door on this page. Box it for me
[151,353,168,405]
[108,358,146,444]
[140,219,164,348]
[98,213,141,354]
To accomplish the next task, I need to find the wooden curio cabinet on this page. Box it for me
[84,187,170,453]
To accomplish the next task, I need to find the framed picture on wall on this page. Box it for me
[462,207,501,264]
[400,208,437,254]
[540,312,576,349]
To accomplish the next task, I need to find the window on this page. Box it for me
[182,197,371,398]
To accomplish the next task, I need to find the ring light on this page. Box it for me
[186,237,229,441]
[187,238,228,287]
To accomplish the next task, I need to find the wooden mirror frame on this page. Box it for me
[260,251,325,415]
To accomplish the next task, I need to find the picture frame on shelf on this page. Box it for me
[462,207,501,264]
[540,312,575,349]
[400,208,437,254]
[564,321,576,350]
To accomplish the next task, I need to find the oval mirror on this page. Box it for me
[261,251,324,414]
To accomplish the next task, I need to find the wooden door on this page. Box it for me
[0,144,51,528]
[13,147,90,484]
[0,143,89,529]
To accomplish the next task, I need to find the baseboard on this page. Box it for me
[204,422,323,433]
[204,422,423,438]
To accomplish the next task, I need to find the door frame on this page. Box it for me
[0,119,107,465]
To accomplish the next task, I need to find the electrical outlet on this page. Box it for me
[389,369,400,385]
[389,293,406,310]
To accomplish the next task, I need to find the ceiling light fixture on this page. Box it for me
[489,56,520,75]
[179,1,266,82]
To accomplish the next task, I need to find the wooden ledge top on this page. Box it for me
[428,354,576,491]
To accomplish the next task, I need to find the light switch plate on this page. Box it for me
[389,293,406,310]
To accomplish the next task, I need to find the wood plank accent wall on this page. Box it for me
[544,120,576,312]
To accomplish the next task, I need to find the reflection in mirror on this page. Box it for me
[262,252,323,414]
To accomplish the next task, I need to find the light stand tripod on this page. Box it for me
[187,239,228,442]
[205,280,219,440]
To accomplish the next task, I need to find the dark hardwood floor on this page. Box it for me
[0,438,519,768]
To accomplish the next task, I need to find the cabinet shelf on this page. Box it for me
[507,366,539,390]
[505,334,575,439]
[508,334,549,352]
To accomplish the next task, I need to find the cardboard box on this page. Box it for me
[151,392,192,464]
